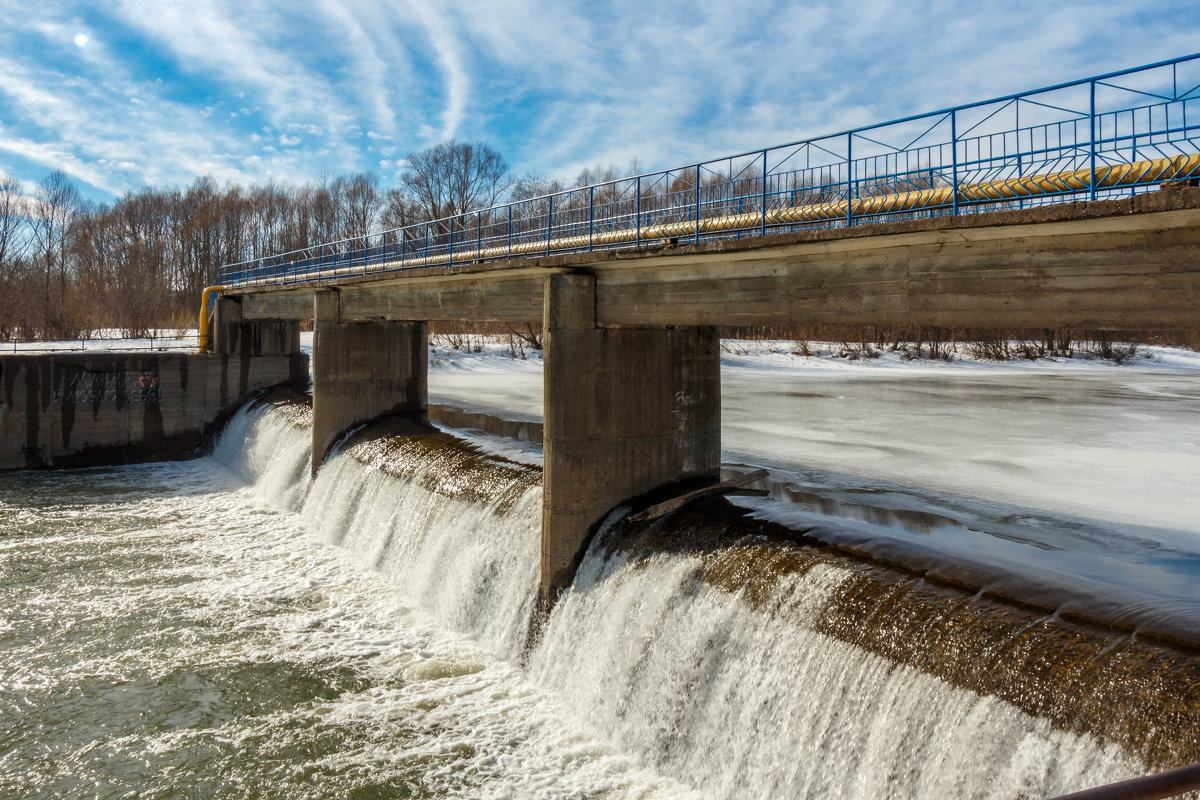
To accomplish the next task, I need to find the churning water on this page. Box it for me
[2,395,1197,799]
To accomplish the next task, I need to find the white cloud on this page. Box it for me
[0,0,1195,205]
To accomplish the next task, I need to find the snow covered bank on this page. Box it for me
[417,336,1200,545]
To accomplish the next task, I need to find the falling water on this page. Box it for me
[222,396,1200,799]
[530,510,1200,799]
[301,416,542,661]
[7,394,1196,799]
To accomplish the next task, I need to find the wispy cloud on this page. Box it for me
[0,0,1196,201]
[404,0,470,141]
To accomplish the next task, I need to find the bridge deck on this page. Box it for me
[235,188,1200,331]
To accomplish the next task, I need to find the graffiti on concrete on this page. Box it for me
[55,370,162,406]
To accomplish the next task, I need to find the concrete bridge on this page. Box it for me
[210,188,1200,610]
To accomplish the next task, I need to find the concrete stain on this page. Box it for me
[39,360,52,413]
[59,363,76,449]
[90,370,104,421]
[239,324,252,396]
[23,362,40,468]
[142,356,164,445]
[2,347,307,472]
[114,358,127,411]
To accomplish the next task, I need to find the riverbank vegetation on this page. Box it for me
[2,145,1196,355]
[0,141,523,340]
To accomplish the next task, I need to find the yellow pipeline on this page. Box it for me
[197,285,225,352]
[230,153,1200,287]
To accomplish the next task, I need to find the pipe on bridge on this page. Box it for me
[223,153,1200,287]
[197,285,225,352]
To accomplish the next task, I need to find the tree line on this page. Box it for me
[0,138,864,341]
[8,141,1186,352]
[0,140,623,339]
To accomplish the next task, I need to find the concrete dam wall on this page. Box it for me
[216,395,1200,799]
[0,350,308,470]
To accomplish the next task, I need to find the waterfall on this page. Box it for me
[301,418,543,662]
[528,514,1153,799]
[213,393,312,511]
[212,397,1200,800]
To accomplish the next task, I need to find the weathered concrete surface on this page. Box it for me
[213,295,301,357]
[311,290,428,474]
[594,206,1200,328]
[540,273,721,609]
[234,188,1200,332]
[0,351,308,470]
[243,268,546,325]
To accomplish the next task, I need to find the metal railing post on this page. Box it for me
[507,205,513,256]
[588,186,595,251]
[846,134,854,225]
[760,150,767,235]
[636,177,642,248]
[424,223,430,266]
[951,110,959,215]
[1016,103,1024,210]
[1131,126,1138,197]
[400,228,406,267]
[695,164,701,242]
[477,210,482,259]
[448,217,454,268]
[546,195,553,256]
[1089,79,1097,201]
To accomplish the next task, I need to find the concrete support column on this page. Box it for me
[311,290,427,474]
[211,296,307,403]
[213,296,301,357]
[540,272,721,610]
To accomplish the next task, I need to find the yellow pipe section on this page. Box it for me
[197,285,225,352]
[229,153,1200,288]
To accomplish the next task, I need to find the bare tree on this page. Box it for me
[0,173,26,268]
[380,187,423,230]
[508,172,565,226]
[401,140,511,220]
[33,171,81,301]
[573,163,621,188]
[0,173,30,338]
[30,171,85,336]
[1,151,521,337]
[337,172,381,239]
[510,172,564,202]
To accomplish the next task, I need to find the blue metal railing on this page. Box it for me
[220,53,1200,288]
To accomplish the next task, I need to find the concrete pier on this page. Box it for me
[540,273,721,608]
[311,290,428,473]
[213,296,301,359]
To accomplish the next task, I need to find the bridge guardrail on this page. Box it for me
[219,53,1200,289]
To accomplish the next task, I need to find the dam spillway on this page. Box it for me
[4,392,1192,798]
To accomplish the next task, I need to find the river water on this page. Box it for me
[2,362,1199,799]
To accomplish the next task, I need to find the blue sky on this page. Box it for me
[1,0,1198,204]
